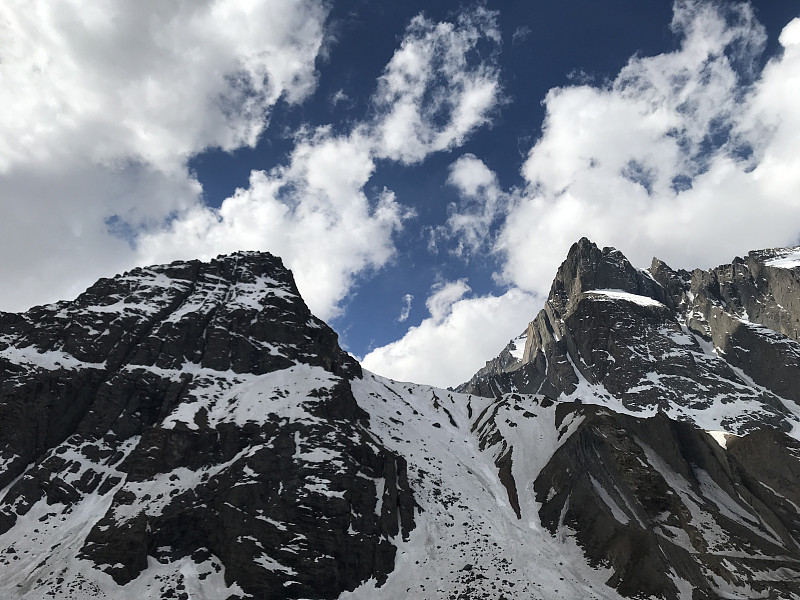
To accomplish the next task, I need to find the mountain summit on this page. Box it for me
[1,243,799,599]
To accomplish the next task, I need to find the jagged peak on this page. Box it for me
[549,238,665,312]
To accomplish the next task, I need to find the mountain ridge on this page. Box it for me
[0,241,798,599]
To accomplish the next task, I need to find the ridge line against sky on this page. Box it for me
[1,0,799,387]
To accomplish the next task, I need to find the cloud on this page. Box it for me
[0,3,502,320]
[443,153,506,256]
[362,286,537,387]
[495,1,800,296]
[136,129,413,321]
[511,26,531,46]
[397,294,414,323]
[0,0,327,171]
[425,280,471,323]
[135,6,503,320]
[364,0,800,389]
[331,89,350,106]
[371,7,502,163]
[0,0,329,311]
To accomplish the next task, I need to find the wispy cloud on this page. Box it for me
[330,89,350,106]
[511,26,531,45]
[443,153,507,257]
[397,293,414,322]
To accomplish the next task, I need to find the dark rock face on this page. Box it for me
[534,404,800,600]
[458,239,800,599]
[1,241,799,600]
[0,252,413,599]
[466,387,800,599]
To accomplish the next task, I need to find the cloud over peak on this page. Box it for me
[497,0,800,296]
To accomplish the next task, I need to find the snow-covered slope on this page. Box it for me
[342,372,800,600]
[0,244,799,599]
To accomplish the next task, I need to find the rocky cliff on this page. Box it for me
[460,238,800,431]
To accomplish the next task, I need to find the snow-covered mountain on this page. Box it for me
[0,242,799,599]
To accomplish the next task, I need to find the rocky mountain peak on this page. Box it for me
[4,251,359,380]
[547,238,666,315]
[0,252,414,598]
[463,239,800,431]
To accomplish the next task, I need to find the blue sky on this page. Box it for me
[1,1,799,386]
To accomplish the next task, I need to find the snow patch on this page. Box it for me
[585,289,664,307]
[508,332,527,362]
[706,430,737,449]
[764,250,800,269]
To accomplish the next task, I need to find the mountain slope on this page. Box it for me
[0,244,798,599]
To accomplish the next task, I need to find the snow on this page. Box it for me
[0,435,246,600]
[0,346,105,371]
[508,332,527,362]
[764,250,800,269]
[2,349,797,599]
[589,475,630,525]
[254,554,298,575]
[161,363,338,430]
[343,372,625,600]
[694,469,783,547]
[2,255,799,600]
[298,447,339,463]
[707,430,737,449]
[585,289,664,307]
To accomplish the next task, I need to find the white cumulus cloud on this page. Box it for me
[135,129,413,321]
[0,0,329,311]
[362,286,537,387]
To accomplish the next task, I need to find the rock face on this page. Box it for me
[0,252,414,599]
[454,238,800,598]
[535,405,800,600]
[1,242,799,600]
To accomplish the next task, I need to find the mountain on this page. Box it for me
[0,243,799,599]
[461,237,800,434]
